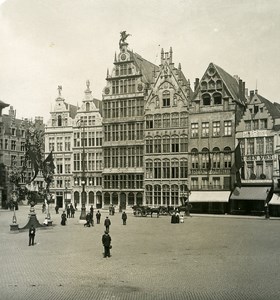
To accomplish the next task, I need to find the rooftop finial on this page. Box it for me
[58,85,62,97]
[86,80,90,90]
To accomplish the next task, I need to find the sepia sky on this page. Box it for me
[0,0,280,122]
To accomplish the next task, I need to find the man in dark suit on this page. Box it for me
[102,231,111,258]
[29,225,36,246]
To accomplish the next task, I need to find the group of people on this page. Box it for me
[171,211,183,224]
[29,204,130,259]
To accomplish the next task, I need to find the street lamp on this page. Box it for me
[182,189,191,216]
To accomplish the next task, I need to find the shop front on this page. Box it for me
[269,194,280,217]
[189,191,230,214]
[229,185,272,216]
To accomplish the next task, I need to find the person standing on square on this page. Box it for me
[29,225,36,246]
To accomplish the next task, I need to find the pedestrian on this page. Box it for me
[66,205,71,218]
[102,230,112,258]
[122,211,127,225]
[70,203,74,217]
[29,224,36,246]
[70,205,75,218]
[104,216,111,232]
[89,212,94,226]
[171,212,176,224]
[112,206,115,215]
[55,205,59,214]
[90,205,94,216]
[96,210,101,224]
[61,211,67,225]
[42,203,46,213]
[84,213,91,227]
[175,211,180,223]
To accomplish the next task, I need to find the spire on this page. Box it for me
[169,47,173,63]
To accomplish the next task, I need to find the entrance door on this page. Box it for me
[57,196,63,208]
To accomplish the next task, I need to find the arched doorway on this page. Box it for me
[128,192,134,206]
[104,192,110,206]
[136,192,143,205]
[96,191,102,209]
[112,192,118,206]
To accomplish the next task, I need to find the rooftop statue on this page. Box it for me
[119,31,131,49]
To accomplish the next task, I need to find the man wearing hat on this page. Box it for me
[102,230,112,258]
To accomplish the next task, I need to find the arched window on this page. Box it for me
[145,159,153,179]
[89,191,94,204]
[162,135,170,153]
[180,158,188,178]
[162,90,171,107]
[58,115,62,127]
[171,184,179,206]
[201,148,210,169]
[191,148,199,169]
[146,136,153,154]
[86,102,90,112]
[201,81,207,91]
[213,93,222,105]
[162,159,170,178]
[202,94,211,106]
[154,136,161,153]
[145,185,153,205]
[171,159,179,178]
[154,159,161,179]
[154,185,161,205]
[212,147,220,169]
[162,185,169,205]
[224,147,232,168]
[180,135,188,152]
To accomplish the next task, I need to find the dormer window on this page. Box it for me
[58,115,62,127]
[163,90,170,107]
[202,94,211,106]
[213,93,222,105]
[254,105,259,114]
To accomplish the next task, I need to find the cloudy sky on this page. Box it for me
[0,0,279,122]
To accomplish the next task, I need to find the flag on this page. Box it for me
[27,149,40,182]
[236,170,242,188]
[235,142,242,170]
[43,151,55,174]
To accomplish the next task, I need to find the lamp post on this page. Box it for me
[183,189,191,217]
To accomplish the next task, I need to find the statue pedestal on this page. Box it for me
[20,207,44,230]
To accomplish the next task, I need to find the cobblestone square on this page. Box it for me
[1,206,280,300]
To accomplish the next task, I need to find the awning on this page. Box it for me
[189,191,230,203]
[269,194,280,205]
[230,186,271,201]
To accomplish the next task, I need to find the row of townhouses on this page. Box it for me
[1,35,280,216]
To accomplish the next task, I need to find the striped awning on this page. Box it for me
[189,191,230,203]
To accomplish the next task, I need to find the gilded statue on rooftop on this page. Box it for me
[119,31,131,49]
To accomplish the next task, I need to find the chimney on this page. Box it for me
[239,79,243,101]
[242,82,246,102]
[250,90,254,100]
[194,78,199,90]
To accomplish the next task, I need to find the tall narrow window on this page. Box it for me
[162,90,171,107]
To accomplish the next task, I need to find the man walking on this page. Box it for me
[96,210,101,224]
[29,224,36,246]
[104,216,111,232]
[122,211,127,225]
[102,231,111,258]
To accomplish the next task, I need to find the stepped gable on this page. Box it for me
[128,50,159,84]
[257,94,280,119]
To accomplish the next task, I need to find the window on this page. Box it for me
[154,136,161,153]
[171,136,179,152]
[163,91,170,107]
[145,160,153,179]
[163,114,170,128]
[162,136,170,153]
[260,119,267,129]
[74,153,80,171]
[180,112,188,127]
[146,115,153,129]
[213,93,222,105]
[135,146,143,167]
[146,185,153,205]
[11,140,16,151]
[202,122,209,137]
[154,114,161,128]
[191,123,199,137]
[171,113,179,127]
[224,147,232,168]
[213,121,220,137]
[245,121,251,131]
[253,120,259,130]
[212,147,220,169]
[213,177,221,189]
[154,160,161,178]
[171,159,179,178]
[254,105,259,114]
[256,138,264,155]
[58,115,62,127]
[180,159,188,178]
[154,185,161,206]
[163,159,170,178]
[65,158,71,174]
[247,139,254,155]
[202,177,209,189]
[146,137,153,154]
[191,149,199,169]
[57,137,63,151]
[191,177,199,190]
[56,158,63,174]
[266,137,273,154]
[202,94,211,105]
[201,148,210,169]
[224,121,232,136]
[180,135,188,152]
